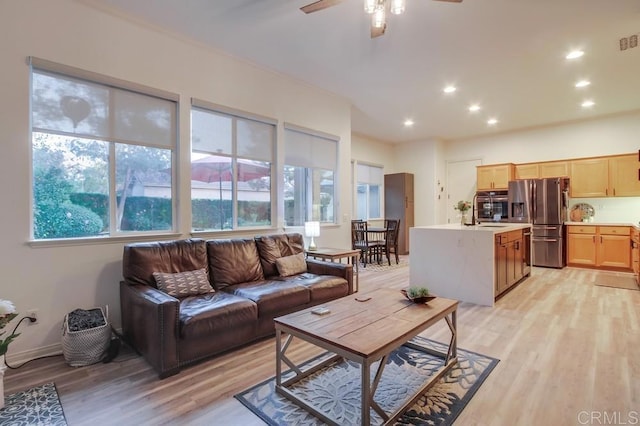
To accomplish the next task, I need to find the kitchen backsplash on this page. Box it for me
[568,197,640,224]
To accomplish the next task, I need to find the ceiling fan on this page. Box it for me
[301,0,462,38]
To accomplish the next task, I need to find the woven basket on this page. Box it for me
[62,307,111,367]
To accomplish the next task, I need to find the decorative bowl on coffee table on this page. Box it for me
[401,289,436,304]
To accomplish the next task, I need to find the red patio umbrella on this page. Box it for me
[190,155,270,184]
[190,155,271,229]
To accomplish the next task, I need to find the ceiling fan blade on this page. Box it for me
[300,0,345,14]
[371,24,386,38]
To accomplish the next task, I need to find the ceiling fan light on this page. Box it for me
[372,7,386,29]
[390,0,406,15]
[364,0,376,14]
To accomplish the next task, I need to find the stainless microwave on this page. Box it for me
[476,191,508,222]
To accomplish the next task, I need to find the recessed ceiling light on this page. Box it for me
[566,50,584,60]
[443,85,457,94]
[403,119,414,127]
[487,118,498,125]
[575,80,591,88]
[468,104,481,112]
[581,100,595,108]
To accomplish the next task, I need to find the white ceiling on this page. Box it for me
[92,0,640,143]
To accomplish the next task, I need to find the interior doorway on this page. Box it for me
[446,159,481,224]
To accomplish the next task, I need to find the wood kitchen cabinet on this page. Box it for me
[632,227,639,285]
[384,173,414,255]
[539,161,569,178]
[570,154,640,198]
[495,229,525,296]
[570,158,609,197]
[477,163,514,190]
[567,225,631,270]
[608,154,640,197]
[515,163,539,179]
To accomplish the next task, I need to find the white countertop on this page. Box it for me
[414,223,532,233]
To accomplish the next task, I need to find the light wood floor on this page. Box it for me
[5,260,640,425]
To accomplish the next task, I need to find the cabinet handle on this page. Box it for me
[593,236,595,243]
[600,236,603,243]
[605,188,608,196]
[613,188,616,196]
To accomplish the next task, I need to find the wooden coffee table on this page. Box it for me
[274,288,458,425]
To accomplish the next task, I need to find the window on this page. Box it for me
[30,58,177,240]
[356,163,383,220]
[191,101,274,231]
[284,124,338,226]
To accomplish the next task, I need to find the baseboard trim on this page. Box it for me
[5,343,63,366]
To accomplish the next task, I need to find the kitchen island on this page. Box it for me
[409,223,532,306]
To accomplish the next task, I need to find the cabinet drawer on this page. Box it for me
[568,226,596,235]
[599,226,630,236]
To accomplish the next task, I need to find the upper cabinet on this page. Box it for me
[515,163,538,179]
[477,163,515,190]
[539,161,569,178]
[515,160,569,180]
[570,158,609,197]
[609,154,640,197]
[571,154,640,198]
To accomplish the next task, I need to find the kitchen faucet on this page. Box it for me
[471,191,493,225]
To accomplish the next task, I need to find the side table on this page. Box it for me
[305,247,360,292]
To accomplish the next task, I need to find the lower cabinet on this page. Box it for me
[567,225,631,270]
[632,228,639,285]
[495,229,525,296]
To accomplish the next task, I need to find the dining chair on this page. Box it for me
[383,219,400,265]
[351,220,377,267]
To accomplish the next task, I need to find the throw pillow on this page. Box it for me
[153,268,214,297]
[275,252,307,277]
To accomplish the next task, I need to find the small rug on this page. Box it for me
[595,274,638,291]
[0,382,67,425]
[235,337,498,426]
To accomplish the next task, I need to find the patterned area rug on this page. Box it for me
[235,337,498,426]
[359,257,409,273]
[0,382,67,425]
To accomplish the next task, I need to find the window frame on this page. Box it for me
[283,123,339,227]
[29,57,179,243]
[190,99,276,233]
[354,161,384,221]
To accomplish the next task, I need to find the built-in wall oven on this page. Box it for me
[476,191,509,222]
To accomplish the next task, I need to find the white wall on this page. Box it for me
[445,111,640,164]
[1,0,352,360]
[395,139,446,226]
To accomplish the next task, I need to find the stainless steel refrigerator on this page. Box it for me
[508,178,570,268]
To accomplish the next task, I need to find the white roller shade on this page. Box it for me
[357,163,383,185]
[284,127,337,170]
[31,68,176,148]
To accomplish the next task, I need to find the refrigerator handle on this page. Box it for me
[531,180,536,221]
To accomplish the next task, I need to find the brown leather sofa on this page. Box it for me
[120,233,353,378]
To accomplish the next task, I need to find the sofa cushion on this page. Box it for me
[282,273,349,302]
[153,268,213,298]
[123,239,208,288]
[255,233,305,277]
[207,239,264,290]
[179,292,257,340]
[275,253,307,277]
[224,279,310,317]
